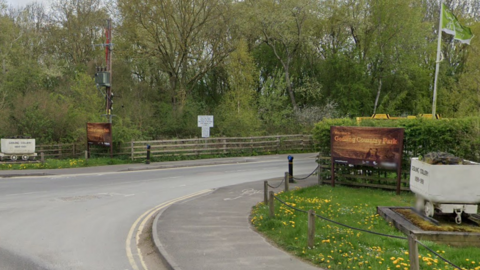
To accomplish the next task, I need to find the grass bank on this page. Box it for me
[251,185,480,270]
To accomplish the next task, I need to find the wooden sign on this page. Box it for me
[87,123,112,146]
[330,126,405,194]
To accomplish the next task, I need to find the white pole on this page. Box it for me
[432,0,444,119]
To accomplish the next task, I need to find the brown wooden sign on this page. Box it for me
[87,123,112,146]
[330,126,405,194]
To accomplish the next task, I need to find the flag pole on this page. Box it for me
[432,0,444,119]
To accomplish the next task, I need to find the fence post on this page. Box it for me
[73,143,76,157]
[308,209,316,248]
[223,138,227,154]
[284,172,289,192]
[269,191,275,218]
[408,233,420,270]
[131,141,134,161]
[264,181,268,205]
[196,138,200,156]
[40,152,44,164]
[59,143,62,159]
[276,135,280,153]
[317,155,322,186]
[301,135,304,151]
[85,150,88,160]
[250,137,253,153]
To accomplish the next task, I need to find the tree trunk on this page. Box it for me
[284,66,298,110]
[373,77,382,115]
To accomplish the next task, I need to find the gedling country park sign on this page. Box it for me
[330,126,405,193]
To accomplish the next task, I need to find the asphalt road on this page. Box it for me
[0,153,318,270]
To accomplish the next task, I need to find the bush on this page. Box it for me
[312,117,480,162]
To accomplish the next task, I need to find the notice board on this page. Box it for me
[330,126,405,193]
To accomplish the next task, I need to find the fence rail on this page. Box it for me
[317,154,411,190]
[32,134,314,160]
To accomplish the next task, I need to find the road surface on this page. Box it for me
[0,154,318,270]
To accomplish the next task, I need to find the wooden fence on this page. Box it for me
[35,134,315,160]
[317,155,411,191]
[130,135,314,160]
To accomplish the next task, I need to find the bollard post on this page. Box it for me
[308,209,316,248]
[408,233,420,270]
[40,152,45,164]
[146,144,151,164]
[284,172,289,192]
[85,150,88,160]
[264,181,268,205]
[269,191,275,218]
[288,155,294,183]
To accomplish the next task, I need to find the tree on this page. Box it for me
[47,0,108,71]
[117,0,234,113]
[215,39,260,136]
[239,0,316,110]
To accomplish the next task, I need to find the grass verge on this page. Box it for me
[0,157,134,170]
[0,151,312,170]
[0,150,314,170]
[251,185,480,270]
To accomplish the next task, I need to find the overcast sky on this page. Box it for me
[6,0,51,8]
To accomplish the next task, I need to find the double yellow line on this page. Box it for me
[126,189,213,270]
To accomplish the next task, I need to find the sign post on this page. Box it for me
[86,123,113,158]
[198,115,214,138]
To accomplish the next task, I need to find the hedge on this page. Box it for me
[312,117,480,163]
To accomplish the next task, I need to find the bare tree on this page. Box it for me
[118,0,234,111]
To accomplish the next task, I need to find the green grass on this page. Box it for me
[0,157,136,170]
[251,186,480,270]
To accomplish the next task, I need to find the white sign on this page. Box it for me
[1,139,36,154]
[198,115,214,127]
[201,126,210,138]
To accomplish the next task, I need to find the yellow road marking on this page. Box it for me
[126,189,213,270]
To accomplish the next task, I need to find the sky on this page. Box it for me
[6,0,51,8]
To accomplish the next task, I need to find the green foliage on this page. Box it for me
[0,0,478,144]
[251,185,479,270]
[312,117,480,162]
[257,71,301,134]
[317,55,373,116]
[214,39,261,136]
[312,118,356,153]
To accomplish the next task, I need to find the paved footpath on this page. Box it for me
[154,176,324,270]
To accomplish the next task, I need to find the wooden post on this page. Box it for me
[317,157,322,185]
[276,135,280,153]
[40,152,45,164]
[331,158,335,187]
[196,138,200,156]
[85,150,88,160]
[131,141,134,161]
[250,137,253,153]
[223,138,227,154]
[308,209,316,248]
[59,143,62,159]
[408,233,420,270]
[301,135,304,151]
[269,191,275,218]
[284,172,289,192]
[72,143,76,157]
[264,181,268,204]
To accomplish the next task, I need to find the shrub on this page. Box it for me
[312,117,480,162]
